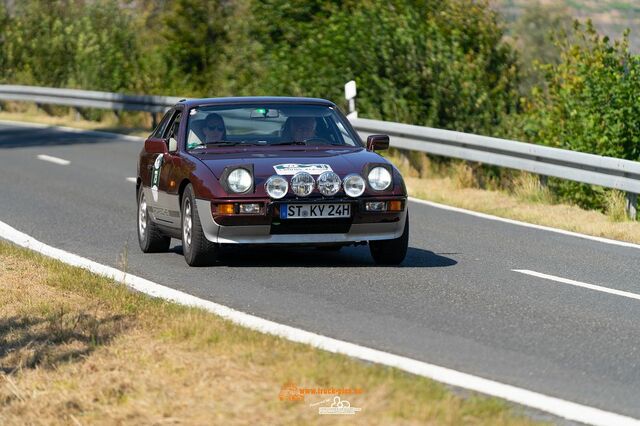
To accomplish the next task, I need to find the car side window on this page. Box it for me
[334,120,356,146]
[164,111,182,152]
[151,109,174,139]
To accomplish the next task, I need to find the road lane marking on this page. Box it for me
[37,154,70,165]
[409,198,640,251]
[0,220,637,426]
[513,269,640,302]
[126,177,137,183]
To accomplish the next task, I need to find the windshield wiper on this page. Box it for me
[205,141,263,147]
[270,141,307,146]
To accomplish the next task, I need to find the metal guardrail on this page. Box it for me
[0,85,181,113]
[351,118,639,218]
[0,84,637,218]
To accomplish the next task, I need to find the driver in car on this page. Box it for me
[287,116,317,142]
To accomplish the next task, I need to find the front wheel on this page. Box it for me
[181,184,218,266]
[369,213,409,265]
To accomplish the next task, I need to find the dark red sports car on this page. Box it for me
[136,97,408,266]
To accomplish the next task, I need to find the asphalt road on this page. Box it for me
[1,122,640,420]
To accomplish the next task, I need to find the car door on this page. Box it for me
[146,109,183,228]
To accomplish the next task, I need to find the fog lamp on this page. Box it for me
[239,203,261,214]
[365,201,387,212]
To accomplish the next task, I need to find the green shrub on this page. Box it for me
[0,0,146,93]
[521,21,640,209]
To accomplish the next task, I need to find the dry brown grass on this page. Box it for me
[0,242,543,425]
[0,103,151,138]
[407,175,640,243]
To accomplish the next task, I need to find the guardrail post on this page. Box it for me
[151,112,158,129]
[626,192,638,220]
[539,175,548,188]
[344,80,357,119]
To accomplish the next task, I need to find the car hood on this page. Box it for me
[192,147,388,178]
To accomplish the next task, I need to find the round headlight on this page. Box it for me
[227,168,252,193]
[367,166,392,191]
[343,174,365,197]
[317,171,341,196]
[265,175,288,199]
[291,172,315,197]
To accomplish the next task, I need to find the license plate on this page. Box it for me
[280,203,351,219]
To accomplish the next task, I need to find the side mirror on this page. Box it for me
[366,135,390,151]
[145,138,168,154]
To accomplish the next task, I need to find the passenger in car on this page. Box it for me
[203,113,227,143]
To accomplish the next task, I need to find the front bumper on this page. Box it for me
[195,198,407,244]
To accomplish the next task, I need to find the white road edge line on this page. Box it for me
[36,154,70,166]
[408,197,640,251]
[4,120,639,251]
[126,177,137,183]
[0,221,637,426]
[514,269,640,302]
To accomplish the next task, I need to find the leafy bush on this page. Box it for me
[0,0,144,93]
[521,21,640,209]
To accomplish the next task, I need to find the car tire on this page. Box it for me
[137,186,171,253]
[181,184,218,266]
[369,212,409,265]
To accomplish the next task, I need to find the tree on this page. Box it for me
[244,0,520,135]
[160,0,232,95]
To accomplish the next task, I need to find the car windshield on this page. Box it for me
[186,103,361,150]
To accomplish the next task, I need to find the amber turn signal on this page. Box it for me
[215,203,235,214]
[388,200,403,212]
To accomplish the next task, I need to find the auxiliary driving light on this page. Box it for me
[343,174,366,197]
[317,171,341,196]
[291,172,315,197]
[265,175,288,199]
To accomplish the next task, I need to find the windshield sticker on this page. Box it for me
[273,164,333,175]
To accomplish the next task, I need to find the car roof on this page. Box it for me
[177,96,336,109]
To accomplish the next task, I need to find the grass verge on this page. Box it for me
[2,107,639,244]
[0,103,151,138]
[0,241,542,425]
